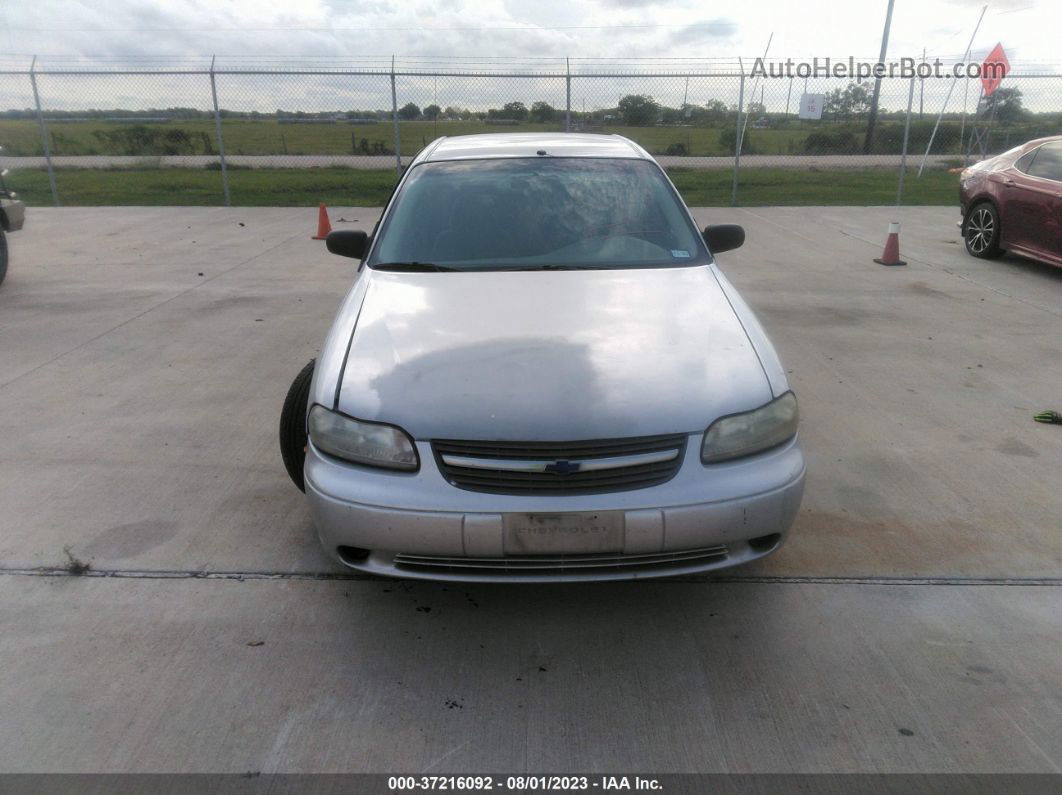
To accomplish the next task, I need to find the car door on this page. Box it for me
[996,147,1044,252]
[1001,143,1062,262]
[1021,143,1062,262]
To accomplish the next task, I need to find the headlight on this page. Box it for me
[308,405,418,471]
[701,392,799,463]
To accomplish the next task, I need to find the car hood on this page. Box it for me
[337,266,773,440]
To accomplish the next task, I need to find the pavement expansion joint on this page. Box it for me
[1,567,1060,586]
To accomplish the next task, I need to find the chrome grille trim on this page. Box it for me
[394,546,728,573]
[432,434,686,495]
[439,448,678,473]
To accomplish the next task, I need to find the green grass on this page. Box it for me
[669,167,958,205]
[10,167,396,206]
[5,165,960,207]
[4,117,752,157]
[0,117,976,158]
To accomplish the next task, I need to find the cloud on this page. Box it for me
[594,0,668,7]
[945,0,1035,9]
[1,0,1056,69]
[668,18,737,45]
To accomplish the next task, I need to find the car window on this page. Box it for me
[369,158,707,270]
[1026,143,1062,182]
[1014,149,1038,174]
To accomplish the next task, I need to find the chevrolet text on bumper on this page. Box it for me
[278,133,807,582]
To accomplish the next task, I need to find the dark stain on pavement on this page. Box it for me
[995,437,1039,459]
[81,519,179,559]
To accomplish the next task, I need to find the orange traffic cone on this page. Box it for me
[874,222,907,266]
[312,203,332,240]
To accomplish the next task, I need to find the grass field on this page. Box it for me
[5,165,960,207]
[0,117,972,158]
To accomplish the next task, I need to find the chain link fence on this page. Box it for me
[1,55,1059,207]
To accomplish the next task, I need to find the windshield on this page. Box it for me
[368,157,707,271]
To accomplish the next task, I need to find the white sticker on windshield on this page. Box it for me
[671,250,691,258]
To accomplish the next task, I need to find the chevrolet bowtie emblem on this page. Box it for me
[544,460,581,475]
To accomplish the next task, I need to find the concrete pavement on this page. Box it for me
[0,207,1060,773]
[2,575,1060,773]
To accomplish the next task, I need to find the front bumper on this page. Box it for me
[305,434,806,582]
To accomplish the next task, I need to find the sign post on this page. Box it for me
[965,43,1011,163]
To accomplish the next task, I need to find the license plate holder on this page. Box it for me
[503,511,625,555]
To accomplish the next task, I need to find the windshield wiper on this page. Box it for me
[371,261,459,272]
[509,264,616,271]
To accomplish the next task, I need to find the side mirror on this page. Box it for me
[326,230,369,260]
[703,224,745,254]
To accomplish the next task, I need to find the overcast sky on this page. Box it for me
[0,0,1059,67]
[1,0,1058,115]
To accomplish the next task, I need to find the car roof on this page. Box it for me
[415,133,652,163]
[1022,135,1062,151]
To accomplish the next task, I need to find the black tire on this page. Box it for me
[0,228,8,287]
[279,359,315,492]
[964,202,1003,259]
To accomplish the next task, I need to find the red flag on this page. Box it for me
[980,43,1010,97]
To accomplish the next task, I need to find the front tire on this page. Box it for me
[279,359,315,492]
[0,228,8,286]
[964,202,1003,259]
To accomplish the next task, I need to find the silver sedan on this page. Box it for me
[279,133,805,581]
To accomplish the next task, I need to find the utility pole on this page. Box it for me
[919,47,925,119]
[863,0,897,154]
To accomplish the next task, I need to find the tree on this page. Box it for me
[825,83,871,120]
[701,99,729,124]
[486,101,530,121]
[398,102,421,120]
[618,94,659,126]
[422,104,441,120]
[502,101,529,121]
[819,84,870,121]
[658,105,687,124]
[983,88,1026,123]
[529,101,556,123]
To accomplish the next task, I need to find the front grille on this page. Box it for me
[432,434,686,495]
[394,546,728,576]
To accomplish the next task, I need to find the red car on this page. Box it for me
[959,135,1062,267]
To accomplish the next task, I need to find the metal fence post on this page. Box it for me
[208,56,231,207]
[731,65,745,207]
[391,57,402,178]
[565,58,572,132]
[958,78,973,161]
[29,56,59,207]
[918,4,986,177]
[896,77,916,206]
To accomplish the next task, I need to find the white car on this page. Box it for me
[279,133,806,581]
